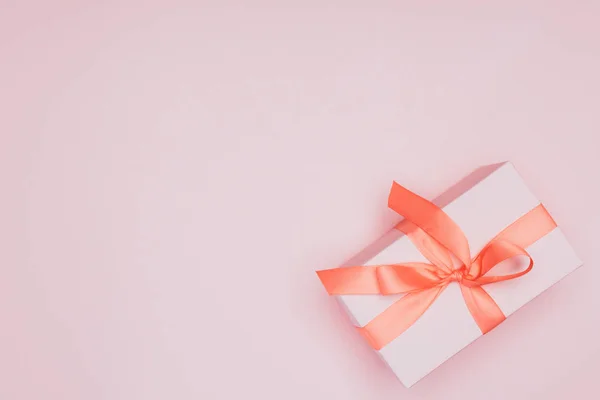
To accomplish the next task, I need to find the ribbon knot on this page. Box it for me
[317,181,558,351]
[449,269,464,283]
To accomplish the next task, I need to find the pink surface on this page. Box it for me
[1,2,599,399]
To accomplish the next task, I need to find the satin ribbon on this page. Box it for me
[317,182,557,350]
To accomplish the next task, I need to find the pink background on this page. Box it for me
[1,2,599,399]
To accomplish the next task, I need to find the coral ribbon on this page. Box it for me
[317,182,557,350]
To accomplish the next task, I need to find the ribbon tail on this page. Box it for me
[388,181,472,269]
[357,285,446,350]
[396,221,454,273]
[459,285,505,334]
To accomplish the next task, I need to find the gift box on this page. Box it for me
[317,162,582,388]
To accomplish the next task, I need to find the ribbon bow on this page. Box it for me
[317,182,557,350]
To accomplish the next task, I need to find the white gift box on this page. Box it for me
[336,162,582,387]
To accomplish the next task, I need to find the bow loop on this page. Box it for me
[375,263,445,295]
[469,240,533,286]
